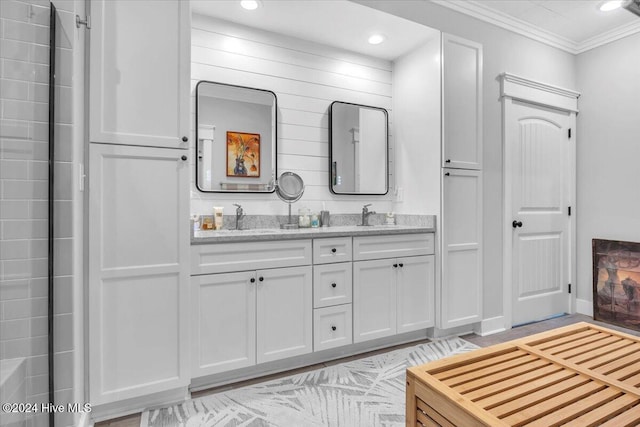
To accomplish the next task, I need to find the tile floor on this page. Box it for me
[96,313,631,427]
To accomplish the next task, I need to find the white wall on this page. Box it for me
[392,36,441,216]
[190,14,395,217]
[575,32,640,311]
[357,0,577,320]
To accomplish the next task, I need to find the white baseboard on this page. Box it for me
[576,298,593,316]
[474,316,507,336]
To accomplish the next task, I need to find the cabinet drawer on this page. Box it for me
[191,240,311,275]
[313,237,352,264]
[313,262,352,308]
[353,233,434,261]
[313,304,352,351]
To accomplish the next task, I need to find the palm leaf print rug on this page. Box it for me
[141,337,478,427]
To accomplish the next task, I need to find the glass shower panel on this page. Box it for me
[0,1,54,426]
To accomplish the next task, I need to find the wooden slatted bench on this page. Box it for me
[406,322,640,426]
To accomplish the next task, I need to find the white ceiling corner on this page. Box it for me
[432,0,640,54]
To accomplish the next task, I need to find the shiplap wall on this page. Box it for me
[190,14,395,216]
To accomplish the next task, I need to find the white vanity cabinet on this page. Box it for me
[353,234,435,343]
[191,241,313,378]
[89,0,190,149]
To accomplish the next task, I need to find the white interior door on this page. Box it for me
[507,100,573,325]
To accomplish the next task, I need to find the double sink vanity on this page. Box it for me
[190,220,435,387]
[85,0,484,420]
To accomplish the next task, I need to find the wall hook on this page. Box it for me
[76,15,91,29]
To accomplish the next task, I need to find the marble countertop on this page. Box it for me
[192,224,435,244]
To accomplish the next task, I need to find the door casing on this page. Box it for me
[501,73,580,329]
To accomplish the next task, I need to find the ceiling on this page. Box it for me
[190,1,439,61]
[191,1,640,57]
[435,0,640,53]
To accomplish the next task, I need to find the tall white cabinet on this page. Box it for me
[87,0,191,406]
[440,34,483,329]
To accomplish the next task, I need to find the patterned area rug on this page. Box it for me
[141,337,478,427]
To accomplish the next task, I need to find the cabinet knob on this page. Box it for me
[399,263,404,268]
[393,263,398,268]
[181,155,187,161]
[259,276,264,282]
[250,277,256,283]
[331,326,337,331]
[331,283,337,288]
[445,159,451,163]
[182,136,188,142]
[444,172,450,176]
[331,248,337,253]
[512,220,523,228]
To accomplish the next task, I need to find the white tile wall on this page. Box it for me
[1,2,78,426]
[190,14,396,217]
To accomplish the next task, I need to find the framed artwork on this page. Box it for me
[226,131,260,177]
[593,239,640,331]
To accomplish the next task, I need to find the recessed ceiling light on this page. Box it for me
[599,1,623,11]
[240,0,261,10]
[368,34,385,45]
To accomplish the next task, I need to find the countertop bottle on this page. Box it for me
[310,212,319,228]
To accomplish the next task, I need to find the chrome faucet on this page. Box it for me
[233,204,245,230]
[361,204,375,226]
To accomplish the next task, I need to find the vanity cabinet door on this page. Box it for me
[396,255,435,334]
[88,143,190,404]
[353,260,396,343]
[191,272,256,377]
[256,266,313,363]
[442,33,482,170]
[89,0,190,148]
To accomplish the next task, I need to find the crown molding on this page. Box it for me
[432,0,640,55]
[576,19,640,53]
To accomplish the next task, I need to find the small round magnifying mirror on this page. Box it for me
[275,172,304,229]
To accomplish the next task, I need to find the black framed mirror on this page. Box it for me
[329,101,388,195]
[196,81,277,193]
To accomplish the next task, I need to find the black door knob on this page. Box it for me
[399,263,404,268]
[258,276,264,282]
[512,220,523,228]
[250,278,255,283]
[331,283,337,288]
[181,155,187,161]
[445,159,451,163]
[393,263,398,268]
[331,326,337,331]
[331,248,337,253]
[444,172,450,176]
[182,136,188,142]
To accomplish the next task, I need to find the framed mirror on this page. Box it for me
[196,81,277,192]
[329,101,388,195]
